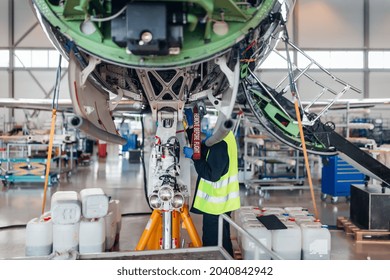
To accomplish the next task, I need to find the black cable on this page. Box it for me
[121,212,152,217]
[52,54,62,110]
[0,224,26,230]
[140,115,152,210]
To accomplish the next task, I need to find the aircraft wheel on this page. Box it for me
[325,121,336,131]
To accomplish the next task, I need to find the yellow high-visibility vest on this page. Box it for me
[193,131,240,215]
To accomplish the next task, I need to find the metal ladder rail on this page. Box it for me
[259,36,362,125]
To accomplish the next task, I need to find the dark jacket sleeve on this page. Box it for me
[193,141,229,182]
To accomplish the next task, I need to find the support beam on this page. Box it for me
[363,0,370,99]
[8,0,15,124]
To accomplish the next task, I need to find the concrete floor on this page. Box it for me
[0,143,389,260]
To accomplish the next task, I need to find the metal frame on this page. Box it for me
[218,214,283,260]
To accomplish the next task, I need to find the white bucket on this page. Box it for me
[51,191,81,224]
[53,223,79,253]
[25,212,53,256]
[104,211,116,250]
[301,222,331,260]
[272,221,302,260]
[80,188,109,219]
[109,199,122,235]
[79,218,105,254]
[240,221,272,260]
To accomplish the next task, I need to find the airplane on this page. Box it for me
[28,0,390,251]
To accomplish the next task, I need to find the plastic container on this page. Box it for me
[301,222,331,260]
[51,191,81,224]
[104,211,116,250]
[52,223,79,253]
[284,207,307,213]
[25,212,53,256]
[240,221,272,260]
[98,141,107,158]
[80,188,109,219]
[235,206,261,219]
[272,221,302,260]
[237,214,261,246]
[109,199,122,235]
[236,212,257,228]
[261,207,286,215]
[79,218,106,254]
[295,215,316,225]
[288,210,310,218]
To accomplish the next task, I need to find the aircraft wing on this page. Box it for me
[0,98,142,113]
[0,98,73,112]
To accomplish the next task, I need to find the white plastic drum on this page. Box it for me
[301,222,331,260]
[109,199,122,236]
[241,221,272,260]
[51,191,81,224]
[272,221,302,260]
[79,218,105,254]
[25,212,53,256]
[52,223,80,253]
[104,211,116,250]
[80,188,109,219]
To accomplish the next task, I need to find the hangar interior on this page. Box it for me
[0,0,389,260]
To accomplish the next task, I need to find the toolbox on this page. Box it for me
[321,156,366,202]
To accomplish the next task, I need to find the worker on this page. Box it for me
[183,108,240,257]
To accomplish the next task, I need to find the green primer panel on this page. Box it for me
[33,0,278,68]
[263,103,300,137]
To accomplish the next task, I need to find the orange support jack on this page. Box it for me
[180,205,202,247]
[136,209,161,250]
[146,212,162,250]
[135,205,202,250]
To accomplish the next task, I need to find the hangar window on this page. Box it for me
[298,51,364,69]
[260,51,293,69]
[32,50,48,67]
[14,49,68,68]
[14,50,32,67]
[369,51,390,69]
[261,51,364,70]
[0,50,9,67]
[48,50,68,68]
